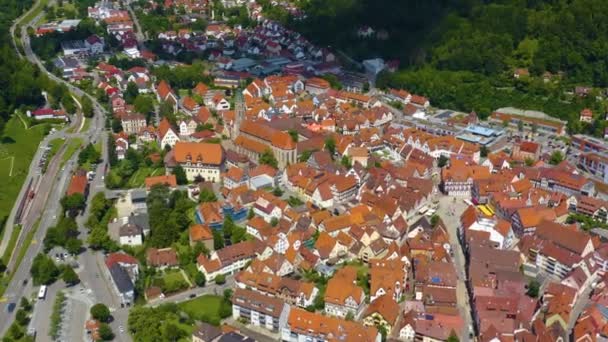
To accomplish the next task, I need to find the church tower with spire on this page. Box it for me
[233,90,245,138]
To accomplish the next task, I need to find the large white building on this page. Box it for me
[231,288,290,333]
[168,142,224,182]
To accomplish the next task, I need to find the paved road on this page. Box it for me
[0,5,112,337]
[436,195,474,340]
[147,277,235,308]
[0,150,76,337]
[125,1,146,44]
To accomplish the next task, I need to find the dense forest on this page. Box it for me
[270,0,608,131]
[0,0,49,133]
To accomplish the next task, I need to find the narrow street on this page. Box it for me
[436,196,473,339]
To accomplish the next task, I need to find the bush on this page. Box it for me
[194,272,206,287]
[90,303,111,323]
[99,323,115,341]
[214,274,226,285]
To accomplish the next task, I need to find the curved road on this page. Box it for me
[0,6,113,338]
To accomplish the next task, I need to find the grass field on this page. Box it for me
[178,295,226,322]
[80,117,91,133]
[60,138,83,168]
[0,116,47,227]
[1,225,20,265]
[126,167,162,188]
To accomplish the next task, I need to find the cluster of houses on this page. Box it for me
[36,1,608,341]
[87,1,144,58]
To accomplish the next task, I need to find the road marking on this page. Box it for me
[0,297,6,302]
[31,239,37,244]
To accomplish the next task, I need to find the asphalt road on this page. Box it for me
[0,5,112,337]
[436,196,474,339]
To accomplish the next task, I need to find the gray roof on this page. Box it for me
[218,332,255,342]
[119,223,142,237]
[129,213,150,232]
[109,263,134,294]
[192,323,222,341]
[53,57,80,69]
[130,189,147,202]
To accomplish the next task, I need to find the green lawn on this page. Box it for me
[81,117,91,133]
[60,138,83,168]
[178,295,226,322]
[14,219,39,269]
[1,225,21,264]
[126,167,162,188]
[0,115,48,226]
[151,269,190,294]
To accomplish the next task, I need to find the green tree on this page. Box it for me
[247,208,254,219]
[78,143,101,166]
[98,323,115,341]
[526,279,540,298]
[480,145,489,158]
[288,129,299,142]
[199,187,218,202]
[124,82,139,104]
[20,297,31,311]
[90,303,111,322]
[61,193,86,217]
[431,214,440,227]
[299,149,315,162]
[259,149,278,168]
[214,274,226,284]
[172,165,188,185]
[161,322,185,341]
[81,96,94,118]
[340,155,352,168]
[15,309,29,326]
[133,95,154,115]
[66,238,83,255]
[447,331,460,342]
[213,229,224,250]
[517,120,524,132]
[270,217,279,227]
[194,271,206,287]
[61,265,80,286]
[272,186,284,197]
[549,150,564,165]
[438,155,449,168]
[30,254,60,285]
[324,136,336,158]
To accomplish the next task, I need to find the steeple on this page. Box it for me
[233,90,245,138]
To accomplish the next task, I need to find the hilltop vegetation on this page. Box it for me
[273,0,608,129]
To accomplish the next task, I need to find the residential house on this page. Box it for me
[146,248,179,269]
[231,288,290,332]
[121,113,146,134]
[197,240,259,280]
[118,222,143,246]
[189,224,214,250]
[281,308,381,342]
[156,80,178,112]
[158,118,180,149]
[324,266,366,318]
[362,295,400,335]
